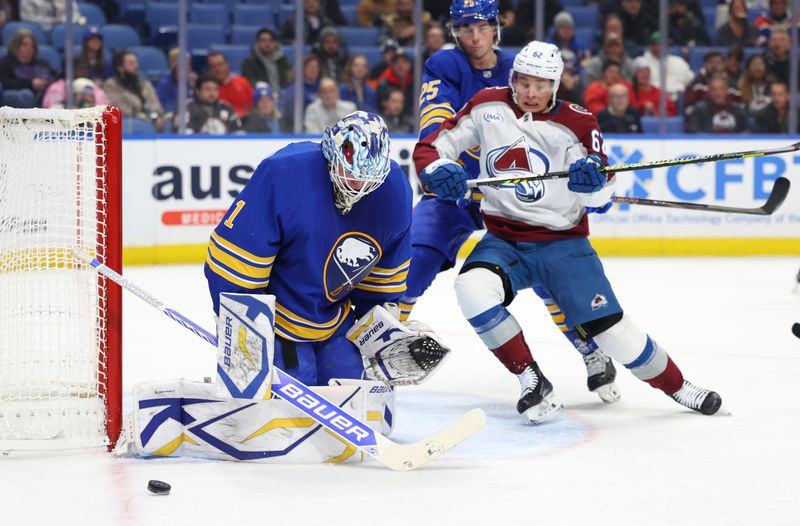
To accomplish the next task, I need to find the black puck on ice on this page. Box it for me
[147,480,171,495]
[792,323,800,339]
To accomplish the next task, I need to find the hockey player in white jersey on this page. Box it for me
[413,41,723,423]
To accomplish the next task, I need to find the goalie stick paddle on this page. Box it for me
[73,252,486,471]
[466,141,800,189]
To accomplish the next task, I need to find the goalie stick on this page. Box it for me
[74,252,485,471]
[466,141,800,189]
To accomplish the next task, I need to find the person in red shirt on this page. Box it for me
[375,49,414,119]
[207,51,254,117]
[583,60,633,115]
[629,58,677,116]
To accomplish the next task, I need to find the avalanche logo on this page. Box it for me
[324,232,382,302]
[485,137,550,203]
[590,294,608,311]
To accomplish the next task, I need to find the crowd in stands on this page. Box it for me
[0,0,798,135]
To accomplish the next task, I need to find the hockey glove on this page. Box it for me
[568,153,605,194]
[585,201,613,214]
[420,159,468,201]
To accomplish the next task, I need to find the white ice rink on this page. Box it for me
[2,257,799,525]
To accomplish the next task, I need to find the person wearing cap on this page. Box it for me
[241,28,291,91]
[156,48,197,116]
[582,31,635,86]
[379,0,431,46]
[636,31,694,101]
[42,56,110,109]
[79,28,112,83]
[181,74,241,135]
[303,76,357,133]
[375,49,414,118]
[629,57,677,116]
[242,83,282,134]
[311,27,348,83]
[369,39,398,81]
[546,11,591,70]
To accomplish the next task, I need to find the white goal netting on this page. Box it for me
[0,106,120,452]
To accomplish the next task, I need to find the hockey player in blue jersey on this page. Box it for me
[402,0,620,403]
[205,112,415,386]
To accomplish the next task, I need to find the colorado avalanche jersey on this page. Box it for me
[414,88,613,242]
[418,47,515,179]
[205,141,412,342]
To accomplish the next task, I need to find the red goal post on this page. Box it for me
[0,105,122,454]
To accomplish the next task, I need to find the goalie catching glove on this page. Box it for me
[347,304,450,386]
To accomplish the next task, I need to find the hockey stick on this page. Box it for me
[74,252,485,471]
[609,176,790,215]
[466,141,800,189]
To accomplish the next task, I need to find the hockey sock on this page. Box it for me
[533,285,598,355]
[490,331,535,375]
[592,315,683,394]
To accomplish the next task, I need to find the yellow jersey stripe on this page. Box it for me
[369,260,411,276]
[211,231,275,265]
[420,110,454,131]
[208,240,272,280]
[206,257,270,289]
[275,301,351,329]
[355,283,407,293]
[362,270,408,284]
[419,102,454,117]
[275,306,349,342]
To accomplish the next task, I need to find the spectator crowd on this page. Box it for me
[0,0,798,134]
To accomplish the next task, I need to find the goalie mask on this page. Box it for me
[321,111,391,214]
[509,41,563,111]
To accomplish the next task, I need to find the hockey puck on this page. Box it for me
[147,480,171,495]
[792,323,800,339]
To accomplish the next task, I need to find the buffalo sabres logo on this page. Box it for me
[485,137,550,203]
[324,232,382,302]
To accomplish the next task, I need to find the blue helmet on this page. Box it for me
[449,0,499,27]
[321,111,391,214]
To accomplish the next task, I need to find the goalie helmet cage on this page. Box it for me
[0,106,122,453]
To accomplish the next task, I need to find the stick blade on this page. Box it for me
[760,177,791,215]
[374,408,486,471]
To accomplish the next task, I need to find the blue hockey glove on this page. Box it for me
[586,201,613,214]
[420,160,468,201]
[568,153,605,194]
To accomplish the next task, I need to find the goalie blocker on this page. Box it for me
[347,304,450,386]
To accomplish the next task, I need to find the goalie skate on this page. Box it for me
[516,363,563,424]
[583,350,621,403]
[670,380,723,415]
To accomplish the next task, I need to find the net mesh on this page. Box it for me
[0,106,111,450]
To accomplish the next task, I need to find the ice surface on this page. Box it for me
[2,258,798,525]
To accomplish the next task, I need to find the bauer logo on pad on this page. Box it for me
[216,293,276,400]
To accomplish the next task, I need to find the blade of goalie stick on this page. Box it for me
[467,142,800,189]
[610,177,790,215]
[73,251,486,471]
[374,409,486,471]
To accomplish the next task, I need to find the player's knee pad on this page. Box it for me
[455,265,510,319]
[589,315,667,379]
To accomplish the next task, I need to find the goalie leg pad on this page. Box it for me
[120,378,393,463]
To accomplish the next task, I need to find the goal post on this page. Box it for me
[0,105,122,453]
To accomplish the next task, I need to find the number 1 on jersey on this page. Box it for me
[224,200,246,229]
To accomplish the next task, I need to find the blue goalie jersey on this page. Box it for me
[418,47,515,179]
[205,141,412,343]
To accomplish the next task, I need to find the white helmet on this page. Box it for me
[509,41,564,110]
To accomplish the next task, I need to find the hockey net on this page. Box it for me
[0,106,122,453]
